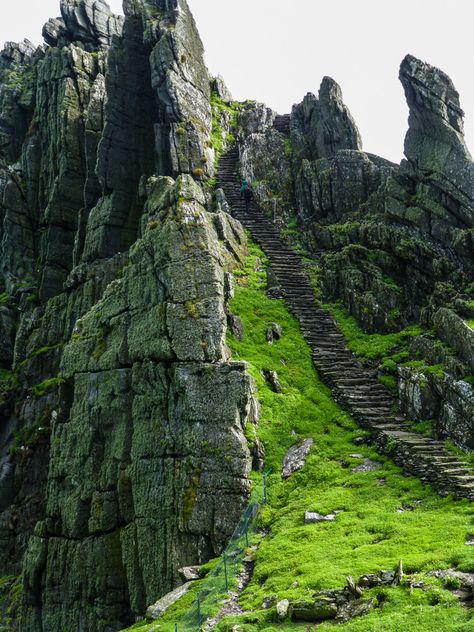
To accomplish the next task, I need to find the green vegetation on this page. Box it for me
[0,576,23,629]
[10,423,51,458]
[0,292,9,306]
[209,92,242,176]
[221,241,474,630]
[325,304,421,360]
[31,376,64,398]
[124,241,473,631]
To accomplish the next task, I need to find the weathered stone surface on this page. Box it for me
[42,18,69,47]
[398,365,474,451]
[434,308,474,373]
[266,322,282,345]
[291,595,339,621]
[276,598,290,619]
[295,150,396,225]
[261,369,282,393]
[211,75,232,102]
[350,459,381,474]
[146,582,192,620]
[282,438,313,478]
[291,77,362,162]
[400,55,474,202]
[335,598,375,623]
[60,0,124,47]
[304,511,336,524]
[20,176,253,630]
[148,0,214,179]
[178,565,201,581]
[227,313,244,341]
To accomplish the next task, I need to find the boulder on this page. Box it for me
[178,566,201,581]
[276,599,290,619]
[147,582,192,620]
[282,438,314,478]
[291,595,339,621]
[335,598,376,623]
[350,459,381,473]
[262,369,283,393]
[305,511,336,524]
[266,322,283,344]
[262,594,278,609]
[228,313,244,341]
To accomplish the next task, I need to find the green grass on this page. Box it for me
[325,303,421,360]
[31,376,64,398]
[219,241,474,631]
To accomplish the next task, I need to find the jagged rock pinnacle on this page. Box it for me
[400,54,472,168]
[291,76,362,161]
[59,0,124,47]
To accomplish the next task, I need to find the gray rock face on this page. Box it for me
[304,511,336,524]
[295,150,396,225]
[42,18,69,47]
[148,0,214,179]
[262,369,282,393]
[398,364,474,452]
[146,582,192,620]
[60,0,124,47]
[401,55,474,187]
[21,176,254,630]
[282,438,313,478]
[0,2,257,629]
[291,77,362,162]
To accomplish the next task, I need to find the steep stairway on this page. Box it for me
[218,146,474,501]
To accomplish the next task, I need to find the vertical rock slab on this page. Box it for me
[80,6,156,262]
[21,176,253,630]
[146,0,215,178]
[291,76,362,162]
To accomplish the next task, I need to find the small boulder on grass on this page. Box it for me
[304,511,336,524]
[178,565,201,581]
[282,438,314,478]
[146,582,192,620]
[261,369,282,393]
[266,322,283,344]
[276,599,290,619]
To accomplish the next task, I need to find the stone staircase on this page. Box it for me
[218,146,474,501]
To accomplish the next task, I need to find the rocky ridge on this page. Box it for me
[0,1,254,630]
[0,0,474,630]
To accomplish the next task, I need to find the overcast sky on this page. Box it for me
[1,0,474,163]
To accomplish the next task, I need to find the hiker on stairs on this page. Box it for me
[240,179,254,212]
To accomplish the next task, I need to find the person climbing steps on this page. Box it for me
[240,179,254,212]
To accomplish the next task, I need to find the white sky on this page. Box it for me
[1,0,474,163]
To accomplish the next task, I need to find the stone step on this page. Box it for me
[220,147,474,501]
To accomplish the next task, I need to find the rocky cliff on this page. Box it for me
[0,1,254,629]
[1,0,474,630]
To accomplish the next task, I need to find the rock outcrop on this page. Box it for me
[0,1,255,630]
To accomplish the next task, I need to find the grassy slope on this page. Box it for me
[125,241,474,631]
[220,241,474,631]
